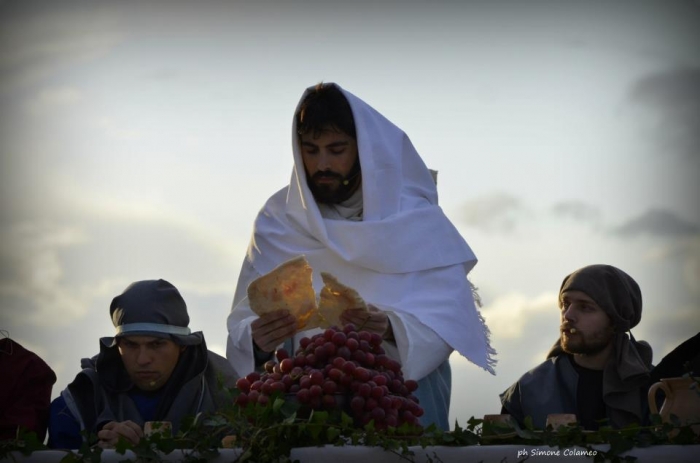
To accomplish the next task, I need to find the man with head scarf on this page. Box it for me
[226,83,496,430]
[48,279,237,449]
[500,264,653,430]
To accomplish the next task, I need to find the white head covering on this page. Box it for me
[246,83,495,372]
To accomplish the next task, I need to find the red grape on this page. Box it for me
[245,372,260,383]
[275,348,289,361]
[238,323,424,431]
[309,384,323,398]
[346,338,359,352]
[328,368,343,382]
[353,367,370,382]
[404,379,418,393]
[331,331,347,346]
[309,370,324,386]
[279,358,294,374]
[296,388,310,404]
[235,377,251,393]
[343,323,357,334]
[235,393,248,407]
[322,394,337,409]
[263,360,276,374]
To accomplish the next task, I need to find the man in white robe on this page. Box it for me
[226,83,496,430]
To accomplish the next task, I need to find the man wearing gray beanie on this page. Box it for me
[47,279,237,449]
[500,265,653,430]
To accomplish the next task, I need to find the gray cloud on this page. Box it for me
[630,67,700,159]
[0,0,123,95]
[551,200,602,224]
[459,193,525,233]
[613,208,700,238]
[0,221,91,326]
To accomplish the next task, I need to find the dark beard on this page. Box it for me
[561,327,614,355]
[308,171,359,204]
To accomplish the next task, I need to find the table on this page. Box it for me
[5,444,699,462]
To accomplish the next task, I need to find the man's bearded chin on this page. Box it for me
[308,171,361,204]
[561,327,615,356]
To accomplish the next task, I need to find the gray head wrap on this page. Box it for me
[102,279,203,347]
[559,264,642,332]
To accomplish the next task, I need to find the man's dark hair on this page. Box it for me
[296,83,356,139]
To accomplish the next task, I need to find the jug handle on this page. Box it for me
[647,381,672,415]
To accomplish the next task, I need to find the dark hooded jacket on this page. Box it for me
[57,338,236,441]
[48,279,237,448]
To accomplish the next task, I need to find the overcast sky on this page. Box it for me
[1,0,699,429]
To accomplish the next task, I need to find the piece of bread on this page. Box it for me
[317,272,368,328]
[247,256,318,330]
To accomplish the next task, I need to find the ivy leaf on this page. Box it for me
[466,416,482,431]
[340,412,353,428]
[155,436,177,454]
[273,397,285,413]
[178,413,203,435]
[309,410,329,423]
[307,424,323,440]
[326,427,341,442]
[114,437,131,454]
[280,400,299,418]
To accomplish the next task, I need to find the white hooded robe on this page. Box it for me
[226,83,496,429]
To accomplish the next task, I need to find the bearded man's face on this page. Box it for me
[300,127,360,204]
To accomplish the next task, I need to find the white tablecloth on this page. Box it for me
[6,445,699,462]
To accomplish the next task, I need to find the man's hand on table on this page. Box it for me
[97,420,143,448]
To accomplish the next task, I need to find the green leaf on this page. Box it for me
[307,424,323,440]
[273,397,285,413]
[114,437,131,454]
[326,427,341,442]
[340,412,353,428]
[309,410,329,423]
[280,399,299,418]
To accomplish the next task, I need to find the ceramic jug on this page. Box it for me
[648,377,700,432]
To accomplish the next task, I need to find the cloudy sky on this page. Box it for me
[1,0,699,429]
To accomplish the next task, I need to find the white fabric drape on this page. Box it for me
[226,83,496,380]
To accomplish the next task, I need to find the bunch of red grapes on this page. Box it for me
[234,324,424,430]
